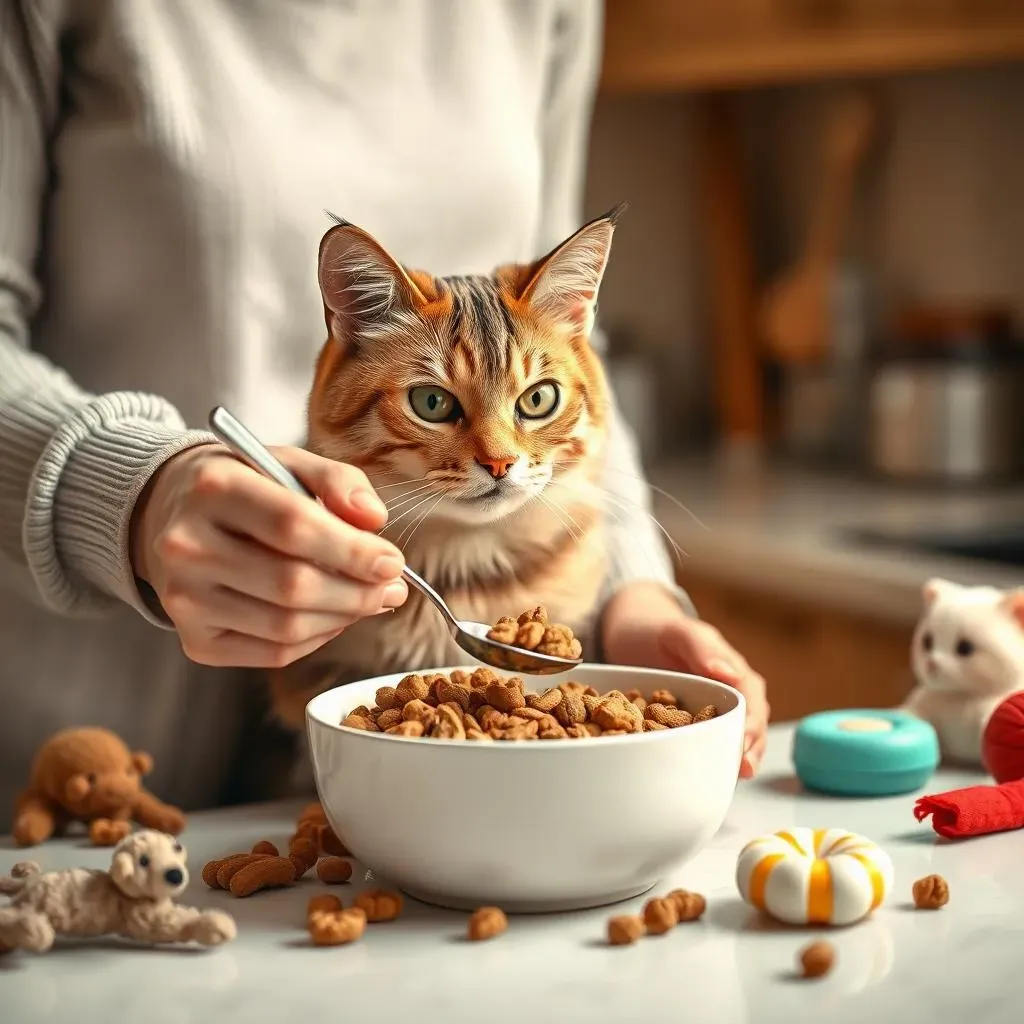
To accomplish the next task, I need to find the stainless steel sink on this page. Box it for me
[842,522,1024,569]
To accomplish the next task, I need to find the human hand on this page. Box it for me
[601,582,770,778]
[130,444,407,669]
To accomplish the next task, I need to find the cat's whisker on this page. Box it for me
[384,482,438,512]
[398,491,448,552]
[559,482,664,580]
[534,490,584,544]
[554,460,710,532]
[373,475,434,491]
[381,489,439,536]
[548,477,688,568]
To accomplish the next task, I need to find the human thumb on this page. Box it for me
[274,447,389,531]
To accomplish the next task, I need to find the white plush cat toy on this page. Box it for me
[902,577,1024,766]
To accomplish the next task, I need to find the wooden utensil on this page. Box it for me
[760,90,879,366]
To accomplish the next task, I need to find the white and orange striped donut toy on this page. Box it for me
[735,828,894,926]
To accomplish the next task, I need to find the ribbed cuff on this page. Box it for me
[23,392,216,624]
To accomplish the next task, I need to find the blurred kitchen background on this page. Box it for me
[586,0,1024,721]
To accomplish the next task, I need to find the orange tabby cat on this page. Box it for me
[269,207,625,727]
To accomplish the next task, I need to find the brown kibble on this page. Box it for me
[251,840,278,857]
[511,706,549,721]
[308,907,367,946]
[642,896,679,935]
[799,940,835,978]
[341,714,376,731]
[201,856,229,889]
[229,856,298,898]
[387,720,425,737]
[515,620,545,650]
[316,856,353,885]
[643,719,668,732]
[667,889,706,922]
[553,689,586,727]
[527,688,563,713]
[693,704,718,722]
[644,703,694,728]
[450,669,472,687]
[376,707,403,731]
[486,620,518,645]
[319,826,350,858]
[375,685,401,710]
[395,673,430,704]
[650,689,677,706]
[434,679,471,710]
[354,888,404,922]
[912,874,949,910]
[467,906,508,941]
[592,698,634,732]
[294,820,320,842]
[485,680,526,713]
[298,802,327,825]
[537,716,569,739]
[216,853,267,889]
[607,915,645,946]
[517,605,548,626]
[307,894,344,918]
[289,835,319,870]
[402,698,437,727]
[430,703,467,740]
[470,667,499,688]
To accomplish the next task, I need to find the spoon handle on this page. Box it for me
[207,406,457,629]
[209,406,314,499]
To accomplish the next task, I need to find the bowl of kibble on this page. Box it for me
[306,607,745,914]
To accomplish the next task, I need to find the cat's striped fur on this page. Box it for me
[268,208,624,726]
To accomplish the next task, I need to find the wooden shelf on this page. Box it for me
[601,2,1024,93]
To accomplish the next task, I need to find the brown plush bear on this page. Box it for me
[12,727,186,847]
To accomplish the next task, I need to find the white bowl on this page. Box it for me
[306,664,744,913]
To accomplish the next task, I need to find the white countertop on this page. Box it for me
[3,723,1021,1023]
[649,456,1024,625]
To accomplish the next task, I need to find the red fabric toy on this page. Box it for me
[915,690,1024,838]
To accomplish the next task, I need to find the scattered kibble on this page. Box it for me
[912,874,949,910]
[799,940,835,978]
[467,906,508,941]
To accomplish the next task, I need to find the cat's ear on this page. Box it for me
[317,214,429,346]
[922,577,958,607]
[518,203,626,336]
[1001,589,1024,629]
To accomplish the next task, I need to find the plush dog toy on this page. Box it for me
[12,727,186,847]
[0,830,236,954]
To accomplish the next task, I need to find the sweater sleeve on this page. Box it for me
[535,0,696,617]
[0,0,214,624]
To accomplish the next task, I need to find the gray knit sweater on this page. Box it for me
[0,0,686,823]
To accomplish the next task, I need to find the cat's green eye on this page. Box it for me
[409,385,460,423]
[517,381,560,420]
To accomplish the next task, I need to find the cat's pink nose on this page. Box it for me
[926,655,938,674]
[476,455,515,479]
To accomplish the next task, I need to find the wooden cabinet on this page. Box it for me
[601,0,1024,92]
[681,572,915,722]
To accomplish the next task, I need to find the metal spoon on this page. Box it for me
[208,406,582,676]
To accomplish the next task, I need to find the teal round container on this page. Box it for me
[792,709,940,797]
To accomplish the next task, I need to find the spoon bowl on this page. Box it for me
[208,406,583,676]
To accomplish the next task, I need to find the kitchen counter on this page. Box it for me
[649,456,1024,625]
[2,723,1020,1023]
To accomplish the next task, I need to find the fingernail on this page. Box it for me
[350,489,386,518]
[371,554,405,581]
[382,579,407,608]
